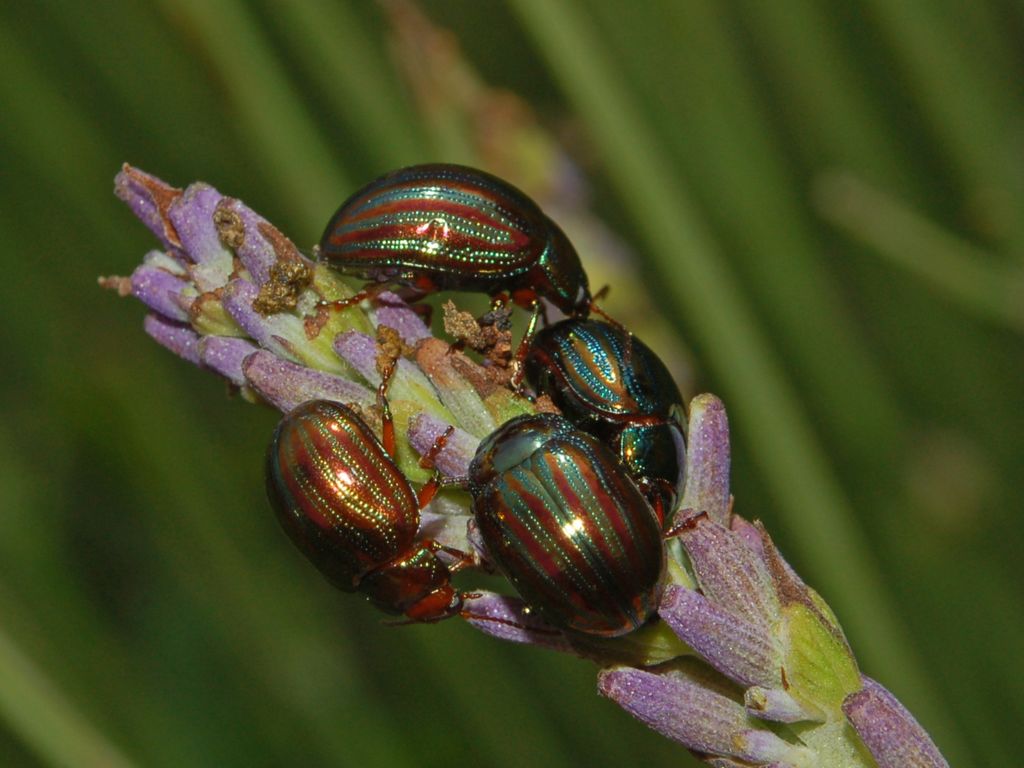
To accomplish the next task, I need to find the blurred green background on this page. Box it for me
[2,1,1022,766]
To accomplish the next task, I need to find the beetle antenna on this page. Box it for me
[588,299,636,366]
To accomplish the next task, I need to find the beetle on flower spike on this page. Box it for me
[525,319,688,527]
[266,399,468,623]
[110,164,953,768]
[468,412,666,637]
[267,397,668,638]
[316,163,604,386]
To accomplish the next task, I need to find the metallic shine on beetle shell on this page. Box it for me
[318,164,591,316]
[468,413,666,637]
[524,319,687,526]
[266,400,462,622]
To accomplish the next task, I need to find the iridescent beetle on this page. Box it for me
[468,413,666,637]
[524,319,687,526]
[268,401,667,637]
[266,399,466,622]
[317,164,594,383]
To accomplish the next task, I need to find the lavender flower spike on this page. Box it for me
[103,163,496,527]
[107,167,948,767]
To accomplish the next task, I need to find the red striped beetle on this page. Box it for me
[266,400,466,622]
[468,413,666,637]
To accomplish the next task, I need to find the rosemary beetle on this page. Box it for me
[524,319,687,525]
[266,400,466,622]
[317,164,594,383]
[468,413,665,637]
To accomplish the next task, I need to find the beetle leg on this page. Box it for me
[415,425,456,508]
[375,323,414,459]
[415,473,441,508]
[418,425,455,469]
[664,508,707,539]
[637,476,680,530]
[509,301,544,391]
[421,540,475,574]
[318,282,388,313]
[385,584,465,624]
[376,357,398,459]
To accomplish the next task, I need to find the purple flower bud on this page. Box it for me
[674,512,780,631]
[371,291,433,344]
[678,393,732,525]
[144,314,200,365]
[658,585,782,689]
[843,677,949,768]
[407,413,478,479]
[197,337,258,387]
[130,256,191,321]
[598,662,802,763]
[214,197,277,286]
[242,350,371,412]
[331,330,381,379]
[167,183,234,290]
[114,165,183,253]
[462,592,572,653]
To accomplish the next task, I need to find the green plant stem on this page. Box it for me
[731,0,918,193]
[266,0,427,168]
[860,0,1024,255]
[509,0,964,759]
[154,0,350,233]
[630,0,904,481]
[816,171,1024,333]
[0,622,136,768]
[0,22,117,228]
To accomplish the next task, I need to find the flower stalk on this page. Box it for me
[104,165,948,768]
